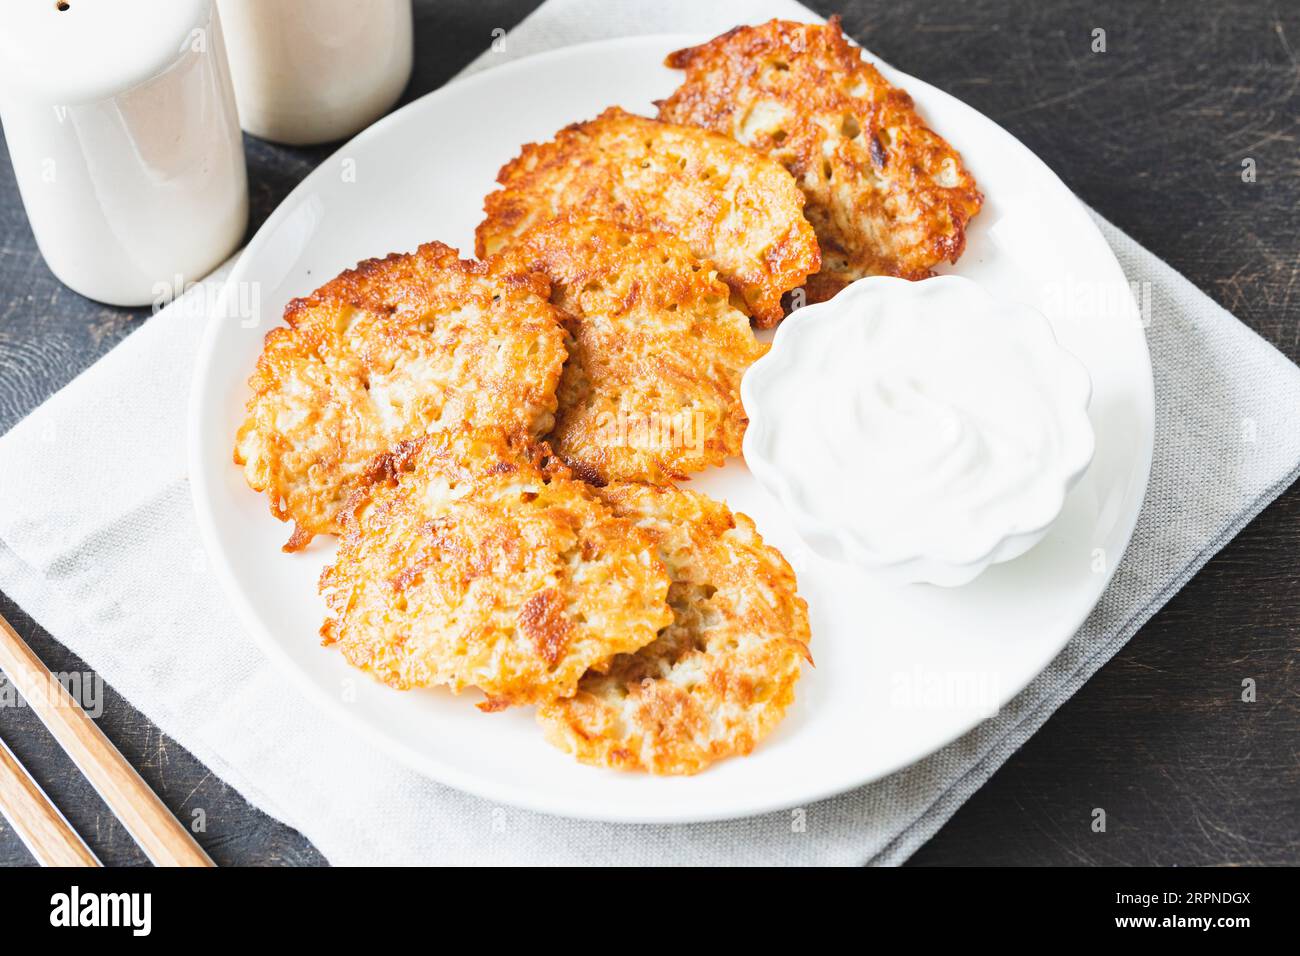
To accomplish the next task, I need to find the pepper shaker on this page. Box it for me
[0,0,248,307]
[217,0,415,146]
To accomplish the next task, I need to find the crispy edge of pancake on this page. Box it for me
[658,16,983,300]
[318,428,674,708]
[475,106,820,326]
[537,483,811,774]
[489,216,768,484]
[233,241,567,551]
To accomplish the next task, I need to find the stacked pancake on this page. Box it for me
[234,18,980,774]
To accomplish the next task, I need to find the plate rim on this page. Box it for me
[188,33,1156,824]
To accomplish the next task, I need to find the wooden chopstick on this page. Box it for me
[0,733,100,866]
[0,611,214,867]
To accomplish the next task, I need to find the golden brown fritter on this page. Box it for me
[475,107,820,327]
[234,242,568,551]
[537,484,811,774]
[658,17,983,301]
[319,428,673,709]
[491,217,768,485]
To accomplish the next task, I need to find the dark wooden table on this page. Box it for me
[0,0,1295,866]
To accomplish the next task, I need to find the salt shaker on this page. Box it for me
[217,0,415,146]
[0,0,248,308]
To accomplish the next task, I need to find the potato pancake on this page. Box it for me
[492,217,767,484]
[537,483,811,774]
[319,429,673,708]
[234,242,567,550]
[658,17,983,301]
[476,107,820,326]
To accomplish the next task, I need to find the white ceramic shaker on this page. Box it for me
[0,0,248,308]
[217,0,414,146]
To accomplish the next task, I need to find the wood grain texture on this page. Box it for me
[0,735,99,866]
[0,0,1296,866]
[0,612,213,866]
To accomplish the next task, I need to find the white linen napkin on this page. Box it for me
[1,0,1298,866]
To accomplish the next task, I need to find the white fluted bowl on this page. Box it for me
[742,275,1095,587]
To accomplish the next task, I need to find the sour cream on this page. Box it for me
[742,276,1094,586]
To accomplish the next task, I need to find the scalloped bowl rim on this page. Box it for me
[741,275,1097,584]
